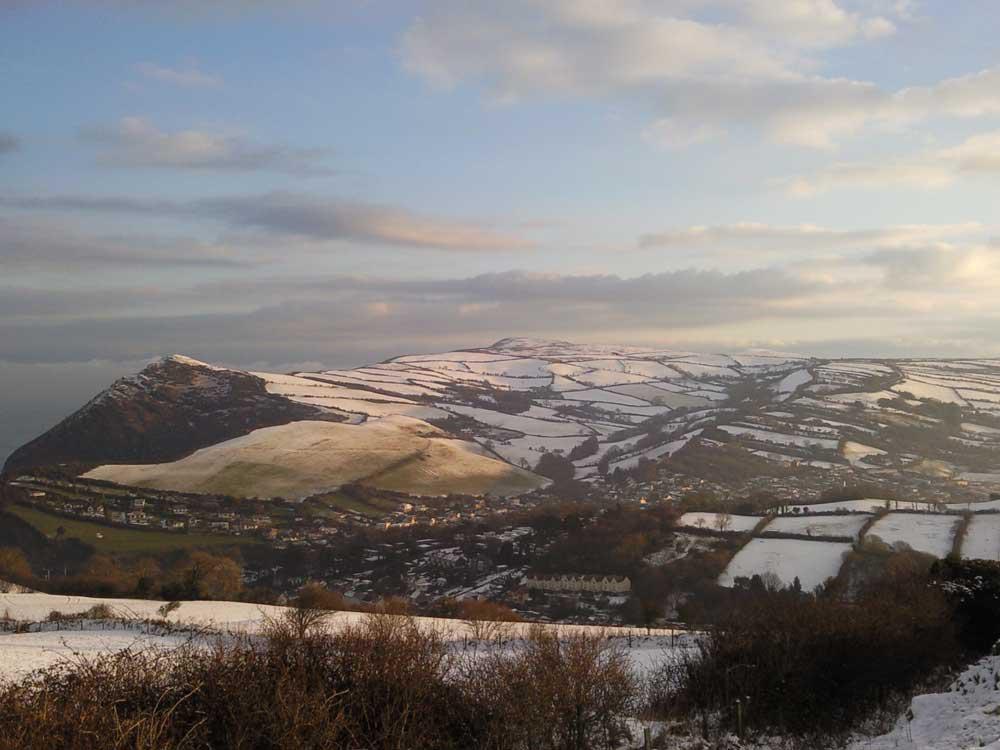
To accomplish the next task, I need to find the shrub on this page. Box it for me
[82,603,113,620]
[467,627,637,750]
[932,557,1000,651]
[0,614,644,750]
[157,600,181,619]
[293,582,347,611]
[652,586,957,739]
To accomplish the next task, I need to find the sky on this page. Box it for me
[2,0,1000,460]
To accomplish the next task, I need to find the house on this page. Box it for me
[524,574,631,594]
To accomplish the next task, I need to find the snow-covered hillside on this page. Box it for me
[85,416,545,499]
[9,337,1000,501]
[847,653,1000,750]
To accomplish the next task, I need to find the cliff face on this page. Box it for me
[2,356,340,474]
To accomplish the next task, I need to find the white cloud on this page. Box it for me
[402,1,805,99]
[862,244,1000,290]
[782,129,1000,195]
[401,1,1000,150]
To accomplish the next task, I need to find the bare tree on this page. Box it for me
[716,512,733,533]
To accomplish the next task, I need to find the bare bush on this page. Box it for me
[0,612,643,750]
[650,585,957,740]
[262,605,331,641]
[467,626,637,750]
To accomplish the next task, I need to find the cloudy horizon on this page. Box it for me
[3,0,1000,460]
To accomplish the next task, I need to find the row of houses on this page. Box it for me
[524,574,631,594]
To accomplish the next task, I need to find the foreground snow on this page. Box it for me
[847,653,1000,750]
[0,593,686,680]
[0,629,193,681]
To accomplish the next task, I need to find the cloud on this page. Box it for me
[0,267,825,364]
[0,132,20,155]
[862,244,1000,291]
[782,129,1000,195]
[135,61,222,88]
[401,0,897,95]
[639,222,987,254]
[403,1,794,97]
[81,117,334,175]
[0,191,533,252]
[401,2,1000,149]
[0,215,253,271]
[195,194,534,251]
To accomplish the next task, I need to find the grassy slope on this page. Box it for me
[7,504,256,554]
[304,492,397,519]
[84,418,546,500]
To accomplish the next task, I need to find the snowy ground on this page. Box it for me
[962,515,1000,561]
[677,512,762,533]
[764,514,869,540]
[2,599,999,750]
[847,654,1000,750]
[0,627,194,681]
[0,593,687,681]
[718,538,852,592]
[865,513,961,558]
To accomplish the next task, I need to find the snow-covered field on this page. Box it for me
[764,514,869,540]
[842,440,887,466]
[865,513,961,558]
[677,512,761,533]
[718,538,852,591]
[717,425,839,450]
[0,628,193,681]
[773,368,812,400]
[0,593,687,681]
[962,514,1000,561]
[893,378,966,405]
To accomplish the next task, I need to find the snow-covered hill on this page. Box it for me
[7,338,1000,501]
